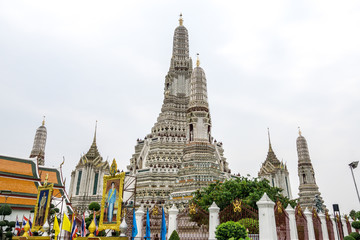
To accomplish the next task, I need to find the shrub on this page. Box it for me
[344,236,356,240]
[215,221,248,240]
[0,221,6,227]
[350,232,360,240]
[89,202,100,211]
[0,205,12,216]
[5,231,13,238]
[238,218,259,234]
[169,230,180,240]
[352,221,360,230]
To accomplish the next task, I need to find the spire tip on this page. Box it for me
[179,13,183,26]
[42,116,45,126]
[298,126,302,136]
[196,53,200,67]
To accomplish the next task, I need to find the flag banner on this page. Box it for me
[62,214,71,232]
[70,215,78,240]
[81,213,86,237]
[145,208,150,240]
[14,216,21,236]
[28,215,33,236]
[131,208,138,240]
[160,207,166,240]
[54,215,60,240]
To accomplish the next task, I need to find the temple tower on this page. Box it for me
[296,128,325,210]
[29,117,47,166]
[69,122,110,213]
[127,15,230,208]
[171,56,229,204]
[258,129,292,199]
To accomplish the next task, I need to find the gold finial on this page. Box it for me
[196,53,200,67]
[179,13,183,26]
[22,220,30,237]
[44,173,49,186]
[42,116,45,126]
[298,126,302,136]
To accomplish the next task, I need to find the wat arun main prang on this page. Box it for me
[126,15,231,208]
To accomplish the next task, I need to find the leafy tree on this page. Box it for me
[88,202,100,211]
[352,221,360,230]
[192,177,296,212]
[215,221,248,240]
[169,230,180,240]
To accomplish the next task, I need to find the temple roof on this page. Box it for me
[0,155,72,210]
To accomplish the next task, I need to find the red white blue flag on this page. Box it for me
[70,215,78,240]
[14,216,21,236]
[81,213,86,237]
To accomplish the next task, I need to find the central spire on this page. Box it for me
[171,14,191,72]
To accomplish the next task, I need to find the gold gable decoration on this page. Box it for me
[189,203,196,215]
[110,159,117,177]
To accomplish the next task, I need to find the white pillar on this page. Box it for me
[285,205,299,240]
[319,213,329,240]
[256,193,277,240]
[135,205,145,240]
[208,202,220,240]
[332,216,340,240]
[342,217,349,237]
[304,208,315,240]
[168,204,179,237]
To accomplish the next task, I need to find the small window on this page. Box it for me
[76,170,82,195]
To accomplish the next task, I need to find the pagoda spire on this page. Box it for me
[188,55,211,142]
[85,121,100,161]
[296,129,325,211]
[30,117,47,166]
[267,127,273,152]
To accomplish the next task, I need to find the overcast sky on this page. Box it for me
[1,0,360,214]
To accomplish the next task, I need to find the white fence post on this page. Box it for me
[304,208,315,240]
[342,216,349,236]
[318,212,329,240]
[332,216,340,240]
[135,205,145,240]
[285,205,299,240]
[208,202,220,240]
[256,193,277,240]
[168,204,179,237]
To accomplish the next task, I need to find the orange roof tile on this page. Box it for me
[0,177,38,195]
[0,158,35,177]
[0,196,36,207]
[39,170,59,184]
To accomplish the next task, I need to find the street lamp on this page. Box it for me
[349,161,360,204]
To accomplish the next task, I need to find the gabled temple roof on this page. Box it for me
[76,124,109,171]
[0,155,72,211]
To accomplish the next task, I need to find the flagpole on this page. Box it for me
[58,196,64,240]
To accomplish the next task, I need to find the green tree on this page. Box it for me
[88,202,100,211]
[169,230,180,240]
[192,176,296,212]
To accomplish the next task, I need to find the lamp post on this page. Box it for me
[349,161,360,204]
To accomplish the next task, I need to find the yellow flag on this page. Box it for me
[62,214,71,232]
[54,216,60,240]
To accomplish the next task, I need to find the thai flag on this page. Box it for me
[28,215,33,236]
[21,216,28,231]
[81,213,86,237]
[94,214,99,236]
[14,216,21,236]
[70,215,78,240]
